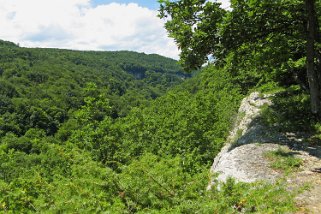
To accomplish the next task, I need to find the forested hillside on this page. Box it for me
[0,39,299,213]
[0,38,241,212]
[0,39,188,137]
[1,0,321,212]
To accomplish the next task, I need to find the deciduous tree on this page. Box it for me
[159,0,321,116]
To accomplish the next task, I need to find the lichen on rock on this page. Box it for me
[207,91,321,212]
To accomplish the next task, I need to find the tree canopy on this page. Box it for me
[1,0,320,211]
[0,40,300,212]
[159,0,321,115]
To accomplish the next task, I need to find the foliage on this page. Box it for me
[113,154,296,213]
[265,147,303,173]
[116,66,242,165]
[260,86,318,132]
[159,0,321,115]
[0,142,119,213]
[0,42,186,137]
[314,123,321,141]
[0,39,299,212]
[159,0,225,70]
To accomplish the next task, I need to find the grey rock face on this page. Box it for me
[212,143,282,184]
[208,92,279,189]
[207,92,321,212]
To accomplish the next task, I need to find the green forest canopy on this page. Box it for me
[0,39,298,212]
[2,0,321,211]
[159,0,321,116]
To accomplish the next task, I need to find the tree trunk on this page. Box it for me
[306,0,320,115]
[315,5,321,100]
[317,51,321,92]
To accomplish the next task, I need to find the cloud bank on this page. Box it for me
[0,0,230,59]
[0,0,179,59]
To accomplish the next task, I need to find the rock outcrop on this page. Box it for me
[207,92,321,213]
[208,92,280,186]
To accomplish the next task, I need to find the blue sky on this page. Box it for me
[92,0,160,10]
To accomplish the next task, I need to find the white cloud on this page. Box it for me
[0,0,179,59]
[220,0,231,9]
[0,0,231,59]
[213,0,231,9]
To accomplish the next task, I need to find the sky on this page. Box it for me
[0,0,230,59]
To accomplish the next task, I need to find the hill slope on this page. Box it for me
[0,39,312,213]
[0,39,187,137]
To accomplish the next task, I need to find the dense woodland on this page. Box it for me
[1,0,321,213]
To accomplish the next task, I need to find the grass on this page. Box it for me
[231,128,244,144]
[265,147,302,173]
